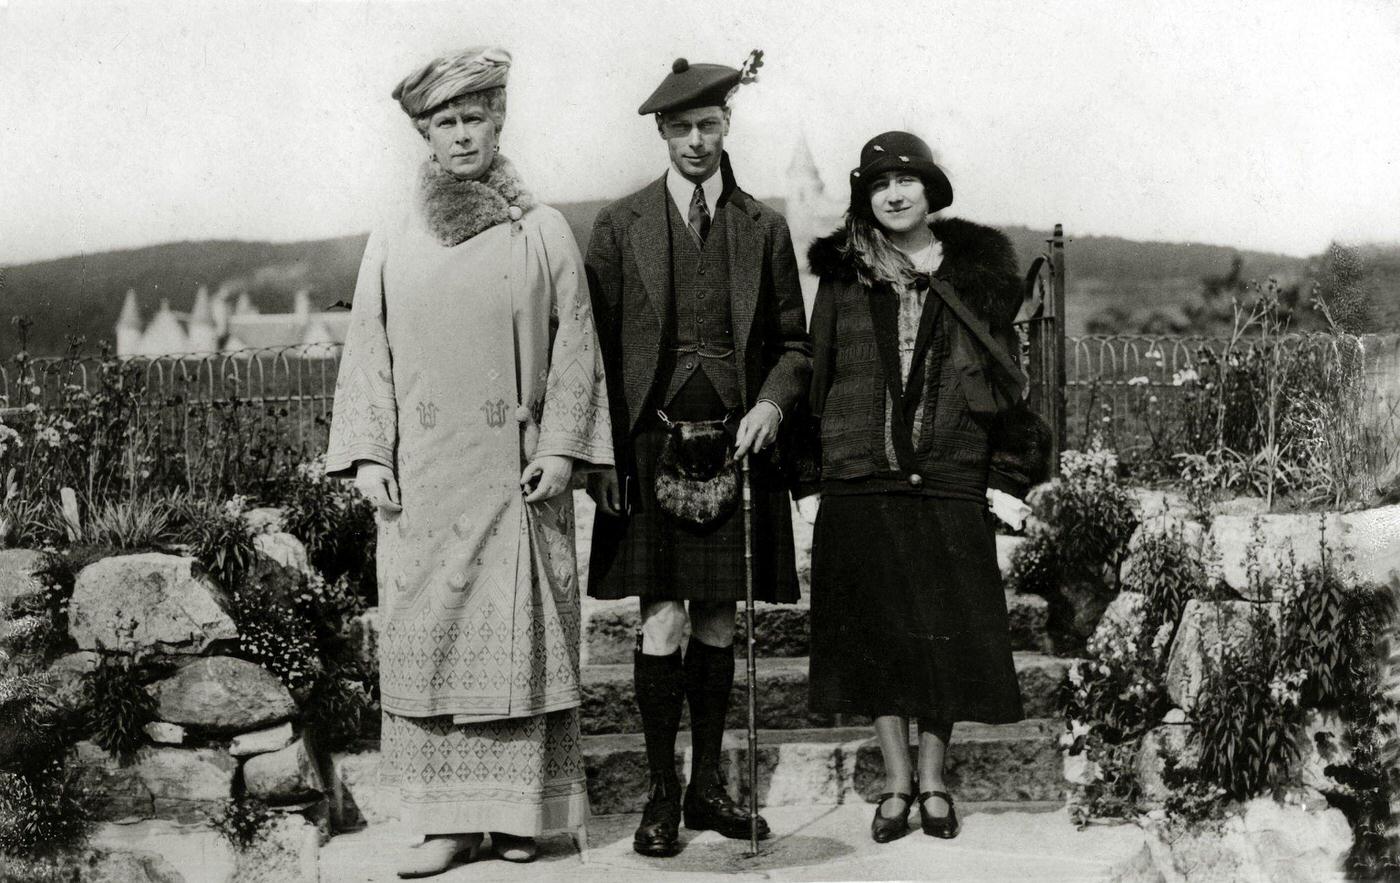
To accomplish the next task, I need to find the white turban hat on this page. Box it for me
[392,46,511,117]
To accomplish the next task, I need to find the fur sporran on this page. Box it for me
[653,413,739,529]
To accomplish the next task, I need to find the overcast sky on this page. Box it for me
[2,0,1398,264]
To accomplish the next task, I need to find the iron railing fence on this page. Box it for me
[0,345,342,498]
[3,334,1398,493]
[1064,332,1400,479]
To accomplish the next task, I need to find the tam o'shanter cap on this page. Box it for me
[850,130,953,213]
[393,46,511,117]
[638,50,764,115]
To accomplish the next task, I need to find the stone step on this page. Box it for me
[579,652,1070,736]
[327,719,1065,828]
[582,591,1051,664]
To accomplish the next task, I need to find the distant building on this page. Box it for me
[784,133,846,314]
[117,138,834,356]
[116,286,348,358]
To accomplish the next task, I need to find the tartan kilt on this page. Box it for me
[587,375,800,604]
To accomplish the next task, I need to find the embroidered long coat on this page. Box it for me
[325,198,613,723]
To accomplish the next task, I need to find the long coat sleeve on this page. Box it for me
[325,230,397,478]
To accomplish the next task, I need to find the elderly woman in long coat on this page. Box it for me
[325,47,613,878]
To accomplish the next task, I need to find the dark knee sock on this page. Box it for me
[634,648,684,784]
[683,638,735,791]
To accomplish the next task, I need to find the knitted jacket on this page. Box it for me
[803,217,1051,499]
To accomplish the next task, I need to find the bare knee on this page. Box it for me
[639,600,686,655]
[689,601,736,648]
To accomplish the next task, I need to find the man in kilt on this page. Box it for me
[584,53,811,857]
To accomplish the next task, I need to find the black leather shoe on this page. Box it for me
[683,781,771,841]
[633,778,682,857]
[870,792,913,843]
[917,790,960,839]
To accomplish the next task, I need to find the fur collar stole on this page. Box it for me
[417,154,536,247]
[808,217,1021,325]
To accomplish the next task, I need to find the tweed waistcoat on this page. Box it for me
[659,196,740,409]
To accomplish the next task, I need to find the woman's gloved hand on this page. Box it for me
[986,488,1031,531]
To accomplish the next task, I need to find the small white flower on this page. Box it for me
[1127,376,1150,386]
[1172,368,1200,386]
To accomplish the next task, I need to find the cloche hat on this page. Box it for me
[849,131,953,215]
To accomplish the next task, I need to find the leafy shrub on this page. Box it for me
[0,672,95,859]
[1191,606,1304,801]
[177,497,259,591]
[1044,439,1139,576]
[84,654,157,764]
[1159,752,1228,833]
[5,546,116,667]
[210,795,275,851]
[80,498,175,550]
[233,571,372,751]
[1066,736,1139,826]
[1122,525,1207,637]
[0,762,99,858]
[275,457,377,604]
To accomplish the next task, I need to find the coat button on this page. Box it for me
[698,267,707,275]
[685,359,696,371]
[908,473,923,487]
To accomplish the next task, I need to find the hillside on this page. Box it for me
[0,202,1381,360]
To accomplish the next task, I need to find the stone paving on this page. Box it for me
[318,804,1151,883]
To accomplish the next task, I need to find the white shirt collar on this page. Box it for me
[666,167,724,233]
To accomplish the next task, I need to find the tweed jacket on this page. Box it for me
[585,154,812,473]
[805,217,1051,499]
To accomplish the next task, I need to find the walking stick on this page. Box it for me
[740,455,760,856]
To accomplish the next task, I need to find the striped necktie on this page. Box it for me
[688,184,711,247]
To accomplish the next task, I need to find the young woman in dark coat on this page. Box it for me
[802,131,1050,843]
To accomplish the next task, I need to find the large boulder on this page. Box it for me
[1210,505,1400,597]
[148,656,296,733]
[68,553,236,653]
[0,548,46,614]
[0,847,184,883]
[253,531,312,577]
[47,649,101,712]
[230,813,320,883]
[1208,513,1338,598]
[1108,797,1352,883]
[243,506,287,534]
[1135,717,1198,806]
[230,721,296,758]
[1164,599,1280,711]
[243,738,324,803]
[328,750,395,829]
[75,741,236,823]
[1298,709,1350,796]
[1339,504,1400,587]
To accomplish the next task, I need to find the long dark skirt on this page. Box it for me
[808,493,1023,724]
[587,373,799,603]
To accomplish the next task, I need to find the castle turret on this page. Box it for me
[234,291,259,316]
[116,289,142,357]
[293,288,311,320]
[187,285,218,354]
[787,133,825,208]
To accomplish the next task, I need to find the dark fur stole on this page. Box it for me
[807,217,1022,328]
[418,154,535,247]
